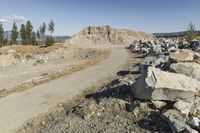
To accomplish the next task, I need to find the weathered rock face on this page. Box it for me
[170,62,200,81]
[67,26,156,45]
[173,100,193,116]
[132,67,200,101]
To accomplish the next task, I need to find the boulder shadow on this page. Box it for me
[138,111,171,133]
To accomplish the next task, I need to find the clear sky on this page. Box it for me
[0,0,199,36]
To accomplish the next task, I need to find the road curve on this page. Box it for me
[0,45,129,133]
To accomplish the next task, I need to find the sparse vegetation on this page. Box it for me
[0,20,56,47]
[186,22,198,42]
[45,36,55,46]
[25,54,34,60]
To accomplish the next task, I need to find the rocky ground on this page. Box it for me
[28,38,200,133]
[1,26,200,133]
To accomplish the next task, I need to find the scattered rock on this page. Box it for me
[118,74,135,85]
[151,100,167,109]
[140,55,169,71]
[161,109,186,132]
[76,100,98,120]
[132,67,200,101]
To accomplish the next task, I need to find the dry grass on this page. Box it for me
[0,43,66,55]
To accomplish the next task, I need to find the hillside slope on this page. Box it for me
[67,26,156,45]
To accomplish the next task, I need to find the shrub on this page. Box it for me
[186,23,198,42]
[45,36,55,46]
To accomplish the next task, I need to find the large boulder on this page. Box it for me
[169,49,200,63]
[132,67,200,101]
[170,62,200,81]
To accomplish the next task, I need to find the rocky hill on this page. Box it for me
[67,26,156,45]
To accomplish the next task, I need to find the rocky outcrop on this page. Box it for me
[132,67,200,101]
[67,26,156,45]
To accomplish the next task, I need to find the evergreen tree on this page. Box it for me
[20,24,26,45]
[0,24,6,47]
[11,22,18,45]
[31,31,37,45]
[39,23,46,42]
[186,22,198,42]
[45,20,55,46]
[40,23,46,35]
[25,20,33,44]
[48,20,55,36]
[36,30,40,41]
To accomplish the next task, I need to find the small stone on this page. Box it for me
[78,101,98,120]
[151,100,167,109]
[42,121,45,126]
[58,102,63,107]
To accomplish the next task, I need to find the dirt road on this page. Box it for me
[0,45,129,133]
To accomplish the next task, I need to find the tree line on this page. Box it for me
[0,20,55,47]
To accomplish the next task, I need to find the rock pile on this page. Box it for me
[67,26,157,45]
[0,50,20,67]
[130,38,200,132]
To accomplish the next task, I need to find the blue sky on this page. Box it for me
[0,0,199,36]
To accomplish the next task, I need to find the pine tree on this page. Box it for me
[31,31,37,45]
[36,30,40,41]
[11,22,18,45]
[40,23,46,35]
[25,20,33,44]
[0,24,6,47]
[48,20,55,36]
[45,20,55,46]
[186,22,198,43]
[40,23,46,42]
[20,24,26,45]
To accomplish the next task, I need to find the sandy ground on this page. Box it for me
[0,44,129,133]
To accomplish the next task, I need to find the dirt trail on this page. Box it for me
[0,44,129,133]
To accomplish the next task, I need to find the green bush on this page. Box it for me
[186,23,198,43]
[45,36,55,46]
